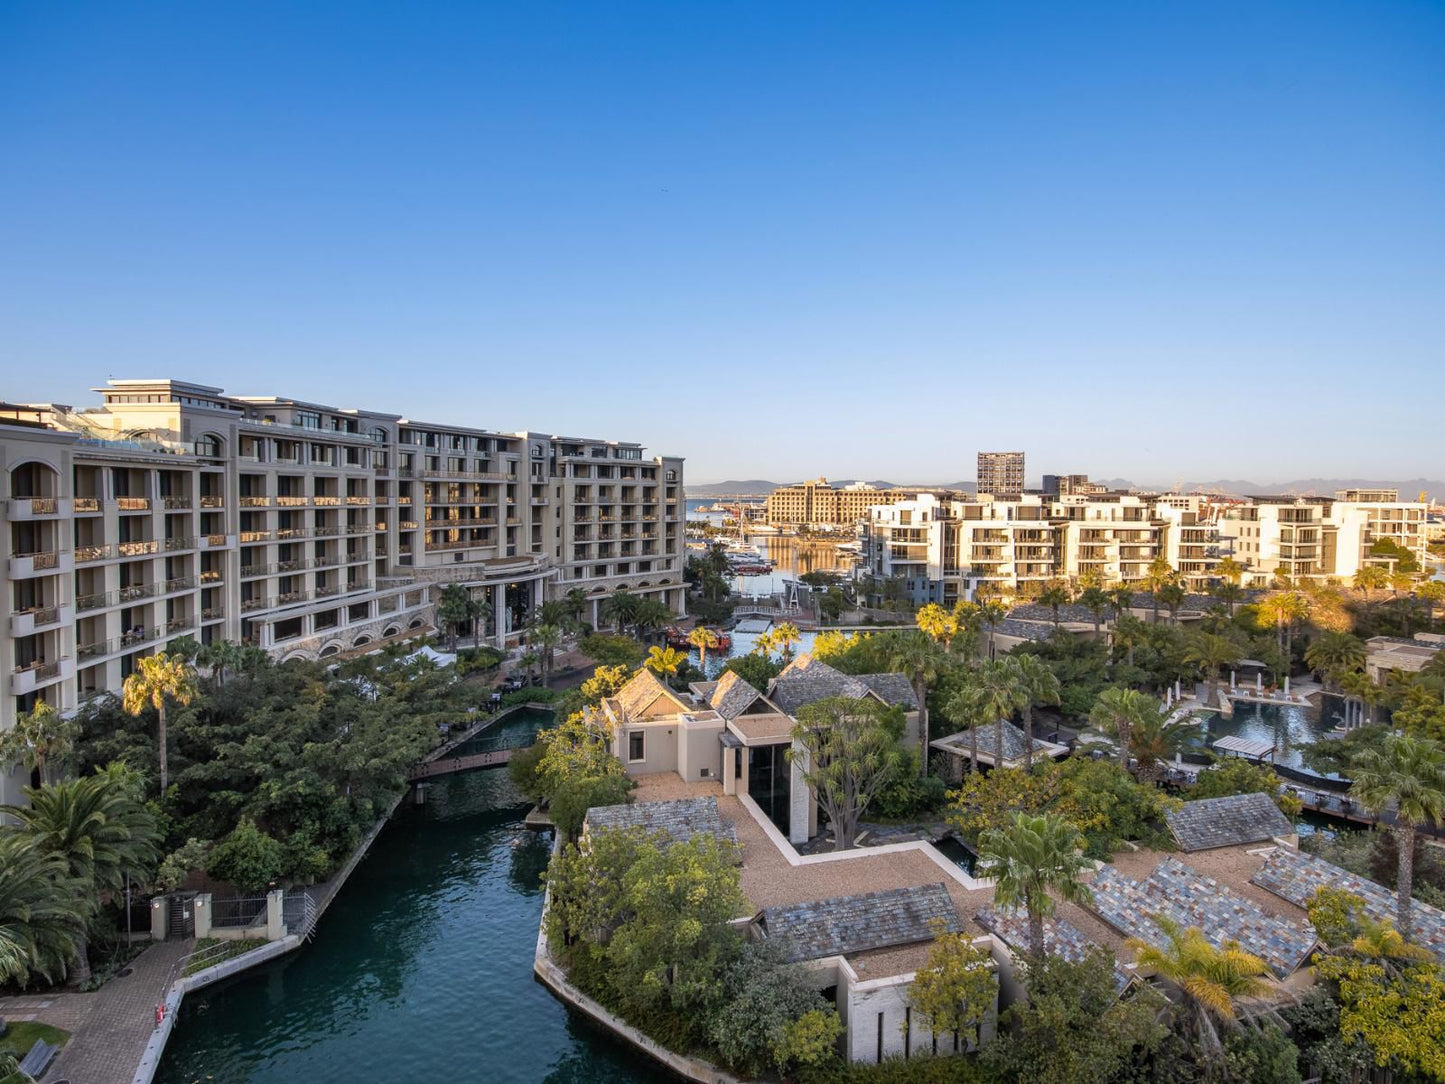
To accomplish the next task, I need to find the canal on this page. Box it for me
[155,733,673,1083]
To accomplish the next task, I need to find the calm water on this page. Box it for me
[1195,696,1347,774]
[155,759,672,1082]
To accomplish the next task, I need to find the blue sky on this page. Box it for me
[2,1,1442,485]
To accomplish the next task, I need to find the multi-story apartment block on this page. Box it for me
[976,451,1025,496]
[1,380,684,779]
[764,478,916,528]
[1219,490,1428,583]
[1041,473,1109,497]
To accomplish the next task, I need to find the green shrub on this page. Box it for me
[206,817,285,892]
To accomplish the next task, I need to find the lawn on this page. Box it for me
[0,1020,69,1084]
[182,938,268,976]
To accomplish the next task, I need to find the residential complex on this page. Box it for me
[863,488,1428,604]
[976,451,1025,496]
[1,378,684,751]
[763,477,917,528]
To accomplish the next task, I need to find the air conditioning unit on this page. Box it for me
[699,768,712,779]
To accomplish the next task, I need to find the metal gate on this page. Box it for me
[166,892,197,940]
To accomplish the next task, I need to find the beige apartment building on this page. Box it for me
[976,451,1025,496]
[1,379,684,773]
[764,478,916,528]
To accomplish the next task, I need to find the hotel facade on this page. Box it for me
[1,379,684,754]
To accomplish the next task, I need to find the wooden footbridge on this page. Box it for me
[410,743,528,780]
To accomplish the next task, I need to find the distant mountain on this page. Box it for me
[687,478,974,496]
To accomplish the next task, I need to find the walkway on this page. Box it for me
[36,939,194,1084]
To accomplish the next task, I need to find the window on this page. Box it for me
[628,732,645,762]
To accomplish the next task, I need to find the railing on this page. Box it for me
[316,584,343,597]
[14,605,61,625]
[163,496,192,510]
[240,530,273,543]
[199,495,225,508]
[205,533,227,546]
[76,590,114,612]
[164,576,197,593]
[210,895,268,930]
[9,497,59,514]
[241,597,272,612]
[116,497,151,511]
[78,639,112,660]
[314,495,341,506]
[277,495,309,507]
[119,583,156,602]
[74,497,101,512]
[277,590,309,605]
[241,564,274,578]
[16,550,61,570]
[14,659,64,680]
[164,536,197,551]
[165,617,195,635]
[346,495,371,505]
[202,606,225,620]
[120,627,161,648]
[118,540,160,556]
[76,544,115,563]
[282,890,319,941]
[239,496,272,507]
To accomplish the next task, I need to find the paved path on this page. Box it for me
[48,938,193,1084]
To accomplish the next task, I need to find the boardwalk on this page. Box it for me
[409,746,520,780]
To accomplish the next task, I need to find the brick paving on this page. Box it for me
[47,938,193,1084]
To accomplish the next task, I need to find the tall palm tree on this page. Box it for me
[120,651,198,794]
[1113,613,1148,668]
[951,600,984,657]
[1210,580,1247,619]
[1126,916,1272,1060]
[1157,582,1187,624]
[965,658,1027,769]
[531,623,563,687]
[885,631,946,756]
[563,587,590,630]
[1256,591,1309,662]
[1090,686,1153,771]
[1214,557,1245,588]
[599,590,639,634]
[771,622,802,662]
[687,625,721,672]
[1352,566,1389,605]
[1006,654,1060,773]
[1304,631,1366,692]
[0,832,85,987]
[978,600,1008,660]
[1107,585,1137,625]
[196,638,244,686]
[1144,556,1177,624]
[1184,631,1242,708]
[631,598,674,642]
[643,645,686,686]
[3,770,161,984]
[1350,734,1445,941]
[0,700,76,786]
[469,594,494,646]
[1128,709,1196,782]
[1339,669,1383,727]
[977,812,1093,962]
[435,584,473,652]
[1417,580,1445,629]
[915,602,957,650]
[1037,582,1073,631]
[1077,586,1110,635]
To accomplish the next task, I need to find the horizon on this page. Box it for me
[3,2,1443,481]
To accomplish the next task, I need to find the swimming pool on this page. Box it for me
[1191,696,1347,773]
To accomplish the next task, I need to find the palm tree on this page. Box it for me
[1077,586,1110,636]
[1006,654,1060,773]
[1089,686,1153,771]
[435,584,473,652]
[1256,591,1309,662]
[1126,916,1272,1060]
[965,658,1027,769]
[1352,566,1389,605]
[0,700,76,786]
[1144,556,1177,624]
[632,598,674,642]
[1349,734,1445,941]
[915,602,957,650]
[563,587,590,630]
[196,638,244,686]
[1417,580,1445,629]
[1210,579,1247,619]
[1037,582,1072,631]
[1157,582,1187,624]
[644,645,686,686]
[978,600,1008,660]
[599,590,639,634]
[531,623,563,687]
[1113,613,1148,668]
[0,832,85,987]
[1107,585,1137,624]
[469,594,494,646]
[771,622,802,662]
[977,811,1093,962]
[3,769,161,984]
[1339,669,1383,727]
[1184,632,1241,708]
[951,600,984,657]
[1304,631,1366,692]
[1128,709,1196,782]
[886,631,946,762]
[120,651,198,794]
[687,625,721,672]
[1215,557,1245,588]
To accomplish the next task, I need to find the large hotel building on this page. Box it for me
[1,378,684,747]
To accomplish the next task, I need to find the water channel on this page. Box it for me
[155,711,672,1084]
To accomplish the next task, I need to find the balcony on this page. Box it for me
[162,496,193,510]
[76,590,115,612]
[164,616,195,636]
[9,551,72,578]
[6,497,65,519]
[277,496,310,507]
[239,530,274,543]
[116,497,151,511]
[164,536,198,552]
[241,597,272,613]
[74,497,102,513]
[239,496,273,508]
[346,495,372,506]
[314,495,342,506]
[199,495,226,509]
[118,540,160,557]
[75,544,116,563]
[202,533,231,548]
[119,582,157,603]
[10,604,71,636]
[241,563,275,578]
[199,569,224,584]
[11,657,72,694]
[201,606,225,621]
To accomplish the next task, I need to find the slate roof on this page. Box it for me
[942,721,1054,765]
[1089,857,1317,977]
[993,618,1056,643]
[612,668,689,719]
[1166,793,1294,852]
[585,797,738,848]
[975,906,1133,994]
[766,654,917,717]
[1251,847,1445,961]
[857,673,920,710]
[760,883,961,963]
[1008,602,1107,625]
[709,670,764,720]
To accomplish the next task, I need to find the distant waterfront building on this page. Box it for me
[976,451,1025,496]
[0,379,684,799]
[764,478,916,528]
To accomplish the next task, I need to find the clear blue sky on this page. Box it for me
[3,1,1442,486]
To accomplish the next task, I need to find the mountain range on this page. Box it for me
[687,477,1445,502]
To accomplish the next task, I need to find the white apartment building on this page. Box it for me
[1,380,684,772]
[1219,491,1428,584]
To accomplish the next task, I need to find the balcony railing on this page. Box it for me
[200,570,224,583]
[277,496,309,507]
[200,495,226,508]
[202,606,225,621]
[205,533,227,546]
[314,496,342,506]
[162,496,193,510]
[239,530,273,543]
[9,497,59,515]
[346,495,371,505]
[76,544,115,563]
[118,540,160,557]
[14,659,64,680]
[241,564,275,578]
[74,497,101,512]
[116,497,150,511]
[76,590,115,612]
[164,617,195,635]
[119,583,156,602]
[16,550,61,570]
[164,536,197,551]
[239,496,272,507]
[13,605,61,625]
[241,597,272,613]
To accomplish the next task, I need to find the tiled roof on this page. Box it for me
[857,673,920,710]
[760,883,961,963]
[945,721,1051,765]
[584,797,738,848]
[709,670,763,720]
[993,618,1055,643]
[1251,847,1445,960]
[1089,857,1316,977]
[1008,602,1107,625]
[1166,793,1293,852]
[975,906,1133,994]
[766,654,916,717]
[613,669,689,719]
[728,714,795,742]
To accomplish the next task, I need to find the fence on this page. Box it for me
[282,891,319,941]
[209,894,268,930]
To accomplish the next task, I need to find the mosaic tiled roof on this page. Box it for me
[975,906,1133,994]
[761,883,961,963]
[1089,857,1317,977]
[1251,847,1445,960]
[1166,793,1294,852]
[709,670,764,720]
[949,721,1052,765]
[613,668,689,719]
[585,797,738,848]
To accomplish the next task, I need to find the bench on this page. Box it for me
[17,1038,59,1079]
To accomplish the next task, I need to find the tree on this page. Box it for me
[791,697,906,851]
[976,811,1092,962]
[1144,556,1178,624]
[599,590,639,634]
[120,651,198,793]
[915,602,958,650]
[1418,580,1445,628]
[549,773,635,840]
[1077,586,1110,635]
[883,630,946,760]
[687,625,721,671]
[1257,591,1309,664]
[1089,686,1154,771]
[1037,581,1073,631]
[536,710,626,798]
[435,584,473,652]
[1305,631,1366,692]
[770,622,802,662]
[1190,758,1301,816]
[468,593,494,645]
[631,597,674,642]
[1157,581,1187,624]
[908,930,996,1051]
[1350,734,1445,941]
[724,652,784,690]
[978,600,1008,659]
[1126,915,1272,1061]
[0,832,86,986]
[643,645,686,685]
[1353,566,1390,605]
[947,659,1025,771]
[206,816,286,892]
[1128,709,1197,783]
[1340,669,1384,727]
[707,939,842,1077]
[3,768,161,983]
[196,638,245,686]
[531,622,563,687]
[1184,631,1243,708]
[1215,557,1245,588]
[1006,653,1060,773]
[0,700,77,785]
[563,587,590,630]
